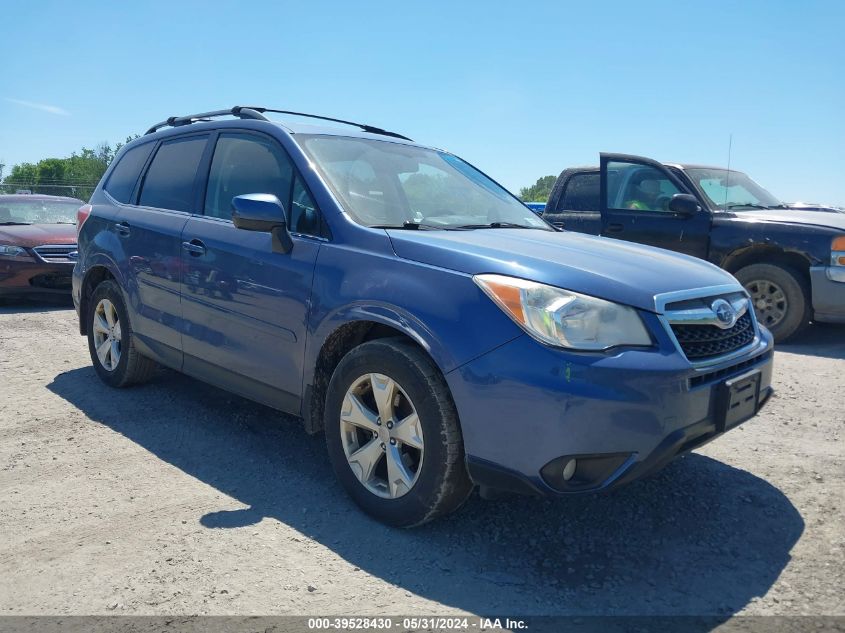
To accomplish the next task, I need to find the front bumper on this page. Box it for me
[810,266,845,323]
[445,323,774,497]
[0,259,74,297]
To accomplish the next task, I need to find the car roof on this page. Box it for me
[136,106,443,155]
[668,163,733,171]
[136,117,438,156]
[572,163,734,172]
[0,194,84,204]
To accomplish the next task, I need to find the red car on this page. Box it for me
[0,194,83,301]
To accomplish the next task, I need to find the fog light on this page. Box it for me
[562,459,577,481]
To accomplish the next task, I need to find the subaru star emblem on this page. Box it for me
[712,299,737,329]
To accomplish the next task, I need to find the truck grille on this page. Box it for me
[33,244,77,262]
[671,311,755,360]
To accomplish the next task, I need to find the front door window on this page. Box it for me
[607,161,681,212]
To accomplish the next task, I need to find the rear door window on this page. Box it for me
[104,142,154,204]
[558,173,600,212]
[138,136,208,212]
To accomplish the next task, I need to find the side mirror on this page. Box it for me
[231,194,293,254]
[667,193,702,217]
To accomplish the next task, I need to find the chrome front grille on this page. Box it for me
[33,244,77,262]
[671,310,755,360]
[656,285,760,366]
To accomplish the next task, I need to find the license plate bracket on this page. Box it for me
[716,369,762,432]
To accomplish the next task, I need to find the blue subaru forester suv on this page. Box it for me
[73,107,774,526]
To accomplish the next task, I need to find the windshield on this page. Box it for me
[0,199,81,224]
[298,135,550,230]
[685,168,782,210]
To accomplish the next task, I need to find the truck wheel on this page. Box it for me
[324,338,472,527]
[87,280,158,387]
[735,263,810,343]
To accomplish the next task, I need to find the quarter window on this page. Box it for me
[290,175,320,235]
[105,142,154,204]
[139,136,208,212]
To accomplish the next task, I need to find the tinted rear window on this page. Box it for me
[104,143,154,204]
[139,136,208,212]
[558,173,600,212]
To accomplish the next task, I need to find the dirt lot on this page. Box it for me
[0,301,843,617]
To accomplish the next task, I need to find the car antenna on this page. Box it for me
[724,133,733,208]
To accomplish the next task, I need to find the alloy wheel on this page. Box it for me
[339,373,424,499]
[92,299,122,371]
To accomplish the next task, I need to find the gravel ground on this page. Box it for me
[0,301,842,617]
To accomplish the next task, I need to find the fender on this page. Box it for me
[298,243,525,433]
[80,251,126,288]
[709,218,830,271]
[76,251,127,335]
[305,300,456,386]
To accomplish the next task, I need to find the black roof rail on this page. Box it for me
[144,107,268,135]
[240,107,413,141]
[144,105,412,141]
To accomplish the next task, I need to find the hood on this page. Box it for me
[731,209,845,231]
[387,229,738,313]
[0,223,77,247]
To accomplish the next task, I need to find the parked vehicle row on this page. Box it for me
[72,107,775,526]
[542,156,845,341]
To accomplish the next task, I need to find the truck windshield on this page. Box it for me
[298,135,550,230]
[685,168,783,210]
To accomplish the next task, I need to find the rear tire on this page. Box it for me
[735,263,810,343]
[87,280,158,387]
[324,338,472,527]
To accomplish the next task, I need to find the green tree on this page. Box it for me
[519,175,556,202]
[36,159,68,196]
[0,135,139,198]
[4,163,38,192]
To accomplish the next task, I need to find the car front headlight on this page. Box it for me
[0,245,32,260]
[474,273,652,350]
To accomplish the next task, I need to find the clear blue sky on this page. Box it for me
[1,0,843,204]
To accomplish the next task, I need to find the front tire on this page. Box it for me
[324,338,472,527]
[735,263,810,343]
[87,280,157,387]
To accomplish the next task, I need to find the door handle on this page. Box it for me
[115,222,131,237]
[552,221,565,229]
[181,239,207,256]
[606,223,624,233]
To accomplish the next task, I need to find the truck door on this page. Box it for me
[542,169,602,234]
[600,153,711,258]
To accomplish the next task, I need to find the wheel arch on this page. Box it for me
[78,262,121,336]
[722,245,812,286]
[302,309,453,435]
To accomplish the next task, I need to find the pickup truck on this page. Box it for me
[542,153,845,341]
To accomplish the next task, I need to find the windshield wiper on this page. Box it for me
[454,222,539,230]
[370,221,449,230]
[725,203,771,210]
[0,221,32,226]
